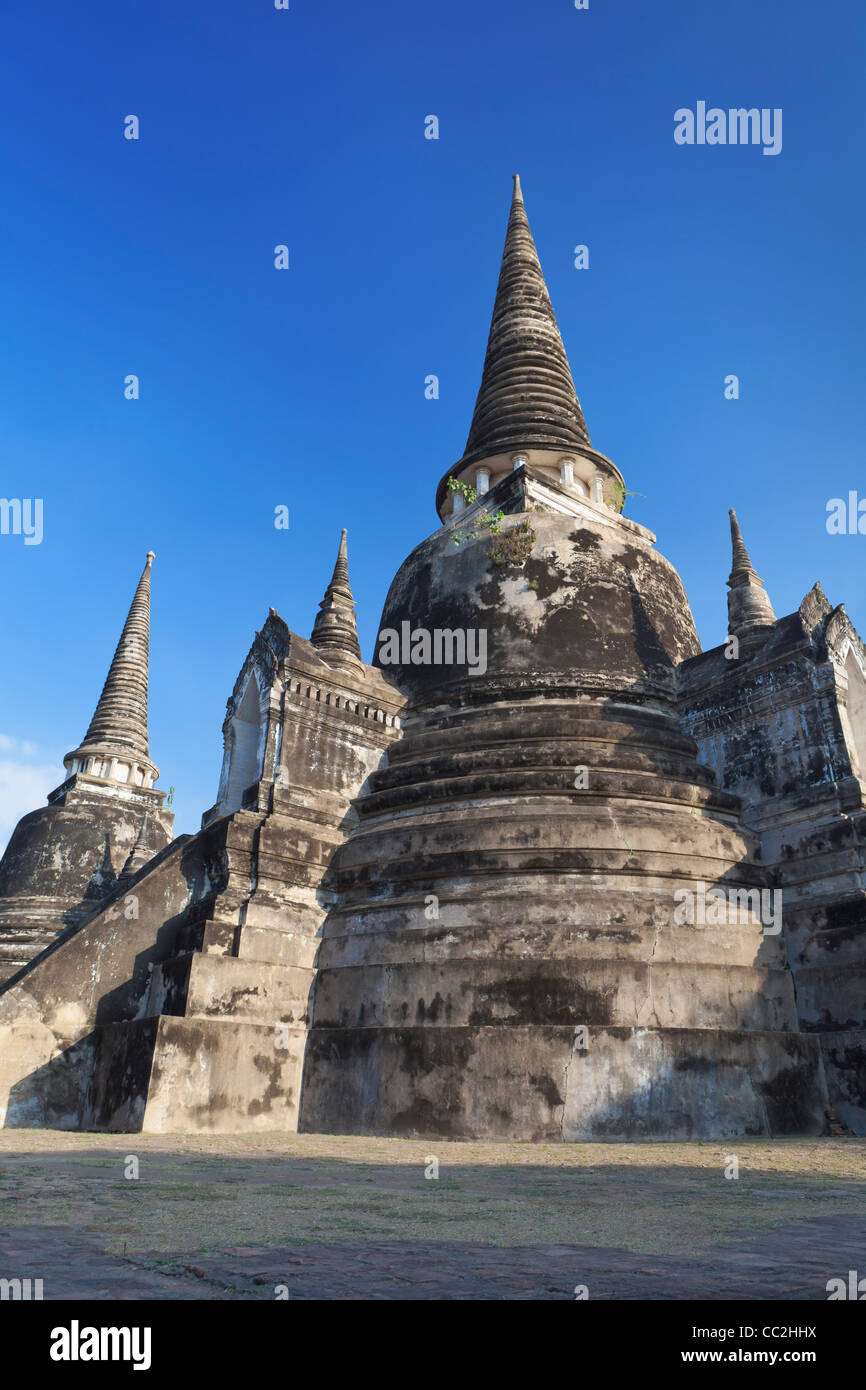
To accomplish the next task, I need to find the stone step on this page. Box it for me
[317,916,787,970]
[88,1016,307,1133]
[361,767,741,819]
[145,951,315,1026]
[311,958,799,1032]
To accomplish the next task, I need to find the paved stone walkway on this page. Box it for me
[2,1213,862,1299]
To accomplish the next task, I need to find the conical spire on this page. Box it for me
[73,552,154,763]
[727,510,776,645]
[728,509,761,585]
[456,175,590,473]
[310,530,362,662]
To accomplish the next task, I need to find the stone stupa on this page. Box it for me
[298,176,824,1139]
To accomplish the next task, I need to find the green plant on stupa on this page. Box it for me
[446,476,505,545]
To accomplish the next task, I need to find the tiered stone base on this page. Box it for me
[299,492,831,1138]
[301,1025,826,1140]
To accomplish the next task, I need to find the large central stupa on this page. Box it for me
[298,177,824,1139]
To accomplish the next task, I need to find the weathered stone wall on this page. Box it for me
[0,831,200,1127]
[679,588,866,1131]
[302,1026,825,1142]
[0,778,173,985]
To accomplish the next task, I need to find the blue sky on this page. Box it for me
[0,0,864,845]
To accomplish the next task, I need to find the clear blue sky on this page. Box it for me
[1,0,864,845]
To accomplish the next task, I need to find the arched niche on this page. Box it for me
[844,649,866,779]
[222,677,266,814]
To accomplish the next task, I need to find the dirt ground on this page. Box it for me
[1,1131,864,1299]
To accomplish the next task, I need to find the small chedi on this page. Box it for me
[1,177,865,1139]
[0,553,174,983]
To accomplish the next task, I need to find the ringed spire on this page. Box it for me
[727,509,776,645]
[69,552,154,763]
[310,529,362,663]
[436,175,594,514]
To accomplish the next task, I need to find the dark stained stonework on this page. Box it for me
[680,573,866,1132]
[1,180,864,1140]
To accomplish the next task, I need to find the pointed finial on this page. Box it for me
[63,550,158,774]
[146,550,155,565]
[310,529,362,662]
[326,527,351,596]
[727,507,776,644]
[728,509,762,586]
[512,173,522,199]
